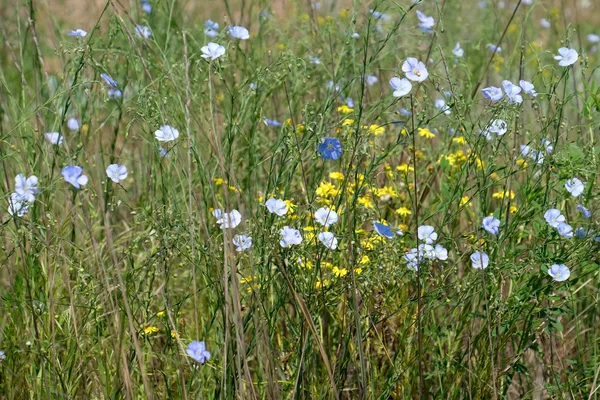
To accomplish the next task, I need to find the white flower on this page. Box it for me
[217,210,242,229]
[389,77,412,97]
[417,225,437,244]
[314,207,339,227]
[45,132,64,145]
[265,198,288,216]
[106,164,128,183]
[318,232,338,250]
[565,178,584,197]
[554,48,578,67]
[232,234,252,251]
[452,43,464,58]
[155,125,179,142]
[279,226,302,247]
[67,118,80,131]
[201,42,226,60]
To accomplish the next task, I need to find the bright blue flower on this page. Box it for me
[186,341,211,364]
[575,227,587,239]
[68,29,87,37]
[577,204,591,218]
[318,137,342,160]
[374,222,394,238]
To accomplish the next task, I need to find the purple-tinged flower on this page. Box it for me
[577,204,591,219]
[186,341,211,364]
[482,216,500,235]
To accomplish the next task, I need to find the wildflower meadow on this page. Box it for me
[2,0,600,398]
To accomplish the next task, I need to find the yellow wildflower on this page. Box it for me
[460,196,471,207]
[397,163,415,174]
[157,311,166,317]
[337,105,354,114]
[142,326,159,335]
[213,178,224,185]
[396,207,412,216]
[329,172,344,180]
[452,136,466,145]
[418,128,435,139]
[374,186,399,201]
[358,195,374,209]
[359,255,370,265]
[492,190,515,200]
[316,181,339,198]
[332,266,348,278]
[365,124,385,136]
[315,279,330,289]
[517,159,528,168]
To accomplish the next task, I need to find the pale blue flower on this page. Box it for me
[540,18,550,28]
[155,125,179,142]
[520,144,531,157]
[482,86,503,102]
[265,198,288,216]
[135,25,152,39]
[186,341,211,364]
[201,42,226,60]
[279,226,302,247]
[402,58,428,82]
[548,264,570,282]
[519,80,537,96]
[557,222,574,238]
[418,225,437,244]
[205,20,219,37]
[544,209,565,228]
[62,166,88,189]
[108,89,122,99]
[228,25,250,40]
[502,80,523,104]
[8,193,29,216]
[365,74,378,86]
[318,231,338,250]
[554,48,578,66]
[264,118,282,127]
[0,351,5,361]
[15,174,39,202]
[453,43,464,58]
[398,108,412,116]
[141,1,152,13]
[45,132,63,145]
[565,178,584,197]
[308,56,321,65]
[471,251,489,269]
[100,73,119,88]
[217,210,242,229]
[487,43,502,53]
[389,77,412,97]
[588,34,600,43]
[315,207,338,227]
[416,10,434,33]
[68,118,80,131]
[541,138,553,153]
[346,98,354,108]
[404,249,420,270]
[577,204,591,219]
[369,9,391,22]
[435,99,451,115]
[484,119,508,136]
[482,216,500,235]
[68,29,87,37]
[106,164,128,183]
[434,244,448,260]
[233,234,252,251]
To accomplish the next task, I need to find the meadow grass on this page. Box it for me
[1,0,600,398]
